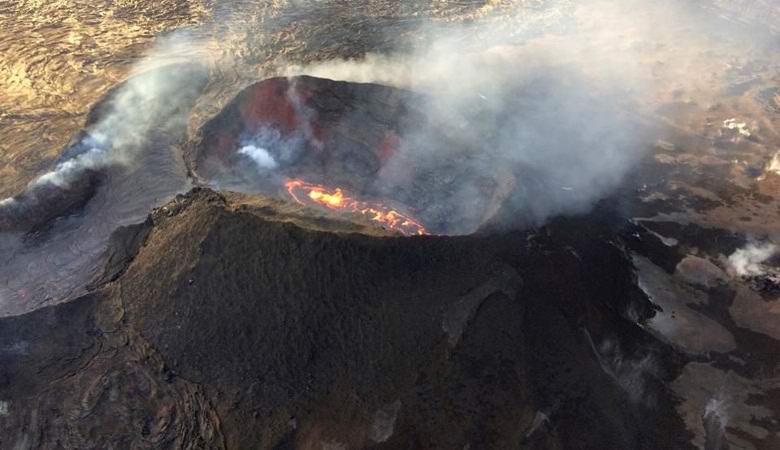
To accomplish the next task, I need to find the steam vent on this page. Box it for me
[2,1,780,449]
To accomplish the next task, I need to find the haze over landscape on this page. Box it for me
[1,1,780,449]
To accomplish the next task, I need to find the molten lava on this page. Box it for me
[285,179,427,236]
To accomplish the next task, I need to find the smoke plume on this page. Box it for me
[0,32,209,312]
[239,145,278,170]
[237,126,307,174]
[587,331,661,406]
[281,3,659,228]
[16,33,207,192]
[728,242,777,277]
[765,151,780,177]
[275,0,777,230]
[703,394,730,450]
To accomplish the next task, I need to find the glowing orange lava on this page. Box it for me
[285,179,427,236]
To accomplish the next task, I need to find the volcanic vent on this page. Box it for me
[187,76,516,235]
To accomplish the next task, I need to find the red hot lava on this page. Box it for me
[285,179,427,236]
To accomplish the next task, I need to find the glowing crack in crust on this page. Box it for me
[284,179,427,236]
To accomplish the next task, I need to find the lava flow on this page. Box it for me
[285,179,427,236]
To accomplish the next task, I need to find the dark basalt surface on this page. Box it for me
[0,188,690,449]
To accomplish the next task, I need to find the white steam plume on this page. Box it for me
[704,396,729,430]
[29,32,208,190]
[765,151,780,177]
[278,0,777,229]
[34,135,111,188]
[586,331,660,406]
[703,393,730,449]
[728,242,777,277]
[239,145,278,170]
[236,126,308,176]
[282,2,660,227]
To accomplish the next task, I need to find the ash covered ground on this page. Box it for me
[2,1,780,449]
